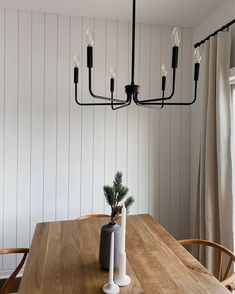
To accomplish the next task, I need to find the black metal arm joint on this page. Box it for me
[111,98,132,110]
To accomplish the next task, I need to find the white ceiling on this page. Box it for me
[0,0,228,27]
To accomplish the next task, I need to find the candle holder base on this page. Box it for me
[114,274,131,286]
[102,282,119,294]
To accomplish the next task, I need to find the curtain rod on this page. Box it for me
[194,19,235,48]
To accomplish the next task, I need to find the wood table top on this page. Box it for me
[19,214,230,293]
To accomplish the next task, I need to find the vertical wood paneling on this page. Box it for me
[127,22,139,214]
[0,9,5,270]
[56,15,70,220]
[159,26,172,231]
[104,20,118,214]
[181,28,192,239]
[3,10,18,269]
[68,16,82,219]
[149,24,161,219]
[93,18,106,214]
[43,14,57,221]
[116,21,129,183]
[139,24,151,213]
[17,11,31,249]
[80,17,94,215]
[0,9,193,276]
[30,12,44,238]
[169,27,182,238]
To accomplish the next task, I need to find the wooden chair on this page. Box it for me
[179,239,235,291]
[76,214,110,220]
[0,248,29,294]
[221,273,235,291]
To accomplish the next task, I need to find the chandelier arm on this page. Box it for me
[136,68,176,103]
[111,99,132,110]
[138,104,164,110]
[75,83,128,106]
[110,92,132,110]
[133,92,164,109]
[136,81,198,106]
[88,68,127,103]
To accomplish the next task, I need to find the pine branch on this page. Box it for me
[124,197,135,213]
[103,171,135,223]
[117,186,129,202]
[103,186,115,207]
[113,171,123,194]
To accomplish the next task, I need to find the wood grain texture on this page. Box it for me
[19,215,229,293]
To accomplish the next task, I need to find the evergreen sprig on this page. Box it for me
[103,186,115,207]
[103,171,135,224]
[124,196,135,213]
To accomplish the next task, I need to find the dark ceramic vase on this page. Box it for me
[99,223,121,270]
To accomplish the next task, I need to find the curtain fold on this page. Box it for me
[196,30,233,274]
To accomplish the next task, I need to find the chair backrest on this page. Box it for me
[0,248,29,294]
[76,214,110,220]
[179,239,235,282]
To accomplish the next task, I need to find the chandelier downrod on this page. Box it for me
[73,0,201,110]
[131,0,136,85]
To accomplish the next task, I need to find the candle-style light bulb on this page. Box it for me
[161,64,167,77]
[86,28,94,46]
[194,48,201,81]
[171,27,181,47]
[110,67,116,79]
[73,54,80,67]
[194,47,202,63]
[73,54,79,85]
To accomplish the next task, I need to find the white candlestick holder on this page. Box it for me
[114,252,131,286]
[102,282,119,294]
[102,232,119,294]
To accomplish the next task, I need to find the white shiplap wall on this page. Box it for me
[0,9,192,276]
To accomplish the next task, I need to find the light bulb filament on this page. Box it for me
[161,64,167,77]
[73,54,80,67]
[171,27,181,47]
[86,28,94,46]
[194,47,202,63]
[110,67,116,79]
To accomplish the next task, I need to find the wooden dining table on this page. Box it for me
[19,214,230,293]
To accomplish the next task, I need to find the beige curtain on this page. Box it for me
[196,30,233,273]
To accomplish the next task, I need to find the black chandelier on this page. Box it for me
[73,0,201,110]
